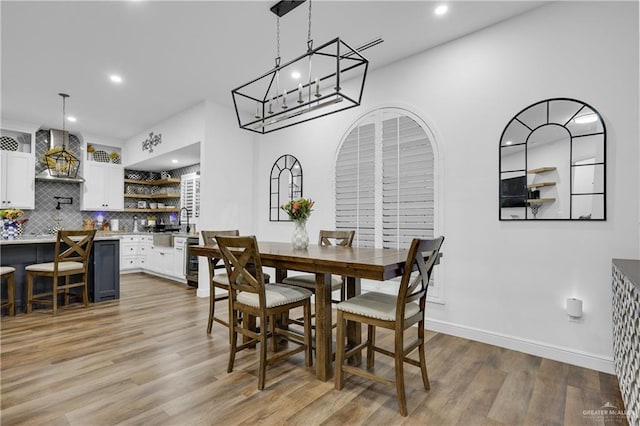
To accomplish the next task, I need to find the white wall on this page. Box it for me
[251,1,639,372]
[122,102,205,166]
[196,101,256,297]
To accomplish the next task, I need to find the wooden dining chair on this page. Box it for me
[282,230,355,303]
[1,266,16,316]
[216,235,313,390]
[334,236,445,416]
[201,230,239,334]
[25,230,96,316]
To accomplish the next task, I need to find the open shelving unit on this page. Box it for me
[527,166,556,174]
[527,182,556,189]
[123,177,181,213]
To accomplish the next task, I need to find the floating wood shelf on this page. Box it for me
[527,198,555,204]
[527,182,556,189]
[124,194,180,199]
[124,178,180,185]
[124,208,180,213]
[527,167,556,174]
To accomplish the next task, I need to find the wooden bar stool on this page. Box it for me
[201,230,240,334]
[26,230,96,316]
[216,235,313,390]
[334,236,445,416]
[1,266,16,316]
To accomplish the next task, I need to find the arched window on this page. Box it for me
[335,108,436,250]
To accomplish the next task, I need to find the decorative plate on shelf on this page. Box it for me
[93,150,110,162]
[0,136,19,151]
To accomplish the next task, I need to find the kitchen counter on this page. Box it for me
[0,232,120,245]
[0,237,121,312]
[0,231,198,245]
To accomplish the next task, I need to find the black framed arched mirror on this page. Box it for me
[499,98,606,220]
[270,154,303,221]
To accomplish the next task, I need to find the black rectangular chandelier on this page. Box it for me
[231,1,368,134]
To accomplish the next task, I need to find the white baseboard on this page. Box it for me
[425,318,615,374]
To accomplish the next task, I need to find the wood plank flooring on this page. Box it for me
[1,273,628,425]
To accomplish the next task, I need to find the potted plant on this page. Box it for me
[1,209,28,239]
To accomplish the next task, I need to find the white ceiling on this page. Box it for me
[1,1,548,158]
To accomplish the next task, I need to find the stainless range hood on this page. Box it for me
[35,129,85,183]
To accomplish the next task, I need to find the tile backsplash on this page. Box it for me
[25,135,199,235]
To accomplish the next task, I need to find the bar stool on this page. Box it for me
[1,266,16,316]
[26,230,96,316]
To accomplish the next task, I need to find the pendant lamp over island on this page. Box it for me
[44,93,81,179]
[231,0,369,134]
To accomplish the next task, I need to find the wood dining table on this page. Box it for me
[190,241,410,382]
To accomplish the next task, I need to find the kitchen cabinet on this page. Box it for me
[81,162,124,211]
[148,244,174,277]
[89,239,120,302]
[0,238,120,312]
[120,234,152,272]
[173,236,187,278]
[124,177,181,213]
[0,150,35,209]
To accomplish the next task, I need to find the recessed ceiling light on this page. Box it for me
[434,4,448,16]
[67,116,77,122]
[574,114,598,124]
[504,140,513,146]
[171,159,178,164]
[110,74,123,84]
[291,71,301,79]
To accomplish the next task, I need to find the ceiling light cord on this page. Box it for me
[275,16,281,66]
[307,0,313,51]
[59,93,70,149]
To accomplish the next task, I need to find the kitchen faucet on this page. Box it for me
[178,207,190,234]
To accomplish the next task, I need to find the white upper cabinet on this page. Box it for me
[1,128,35,209]
[81,162,124,211]
[1,151,35,209]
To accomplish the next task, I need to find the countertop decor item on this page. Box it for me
[231,0,369,134]
[1,209,28,240]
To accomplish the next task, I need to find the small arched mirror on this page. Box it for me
[499,98,606,220]
[270,154,303,221]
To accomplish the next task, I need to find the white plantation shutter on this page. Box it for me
[180,172,200,220]
[335,109,441,302]
[335,122,376,247]
[382,115,434,249]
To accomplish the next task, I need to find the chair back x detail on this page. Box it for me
[201,230,239,333]
[26,230,96,316]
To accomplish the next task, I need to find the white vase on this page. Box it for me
[291,220,309,250]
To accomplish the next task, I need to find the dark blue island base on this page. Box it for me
[0,238,120,314]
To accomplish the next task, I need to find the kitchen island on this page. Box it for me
[0,233,120,313]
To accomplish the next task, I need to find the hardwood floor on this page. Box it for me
[1,273,627,425]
